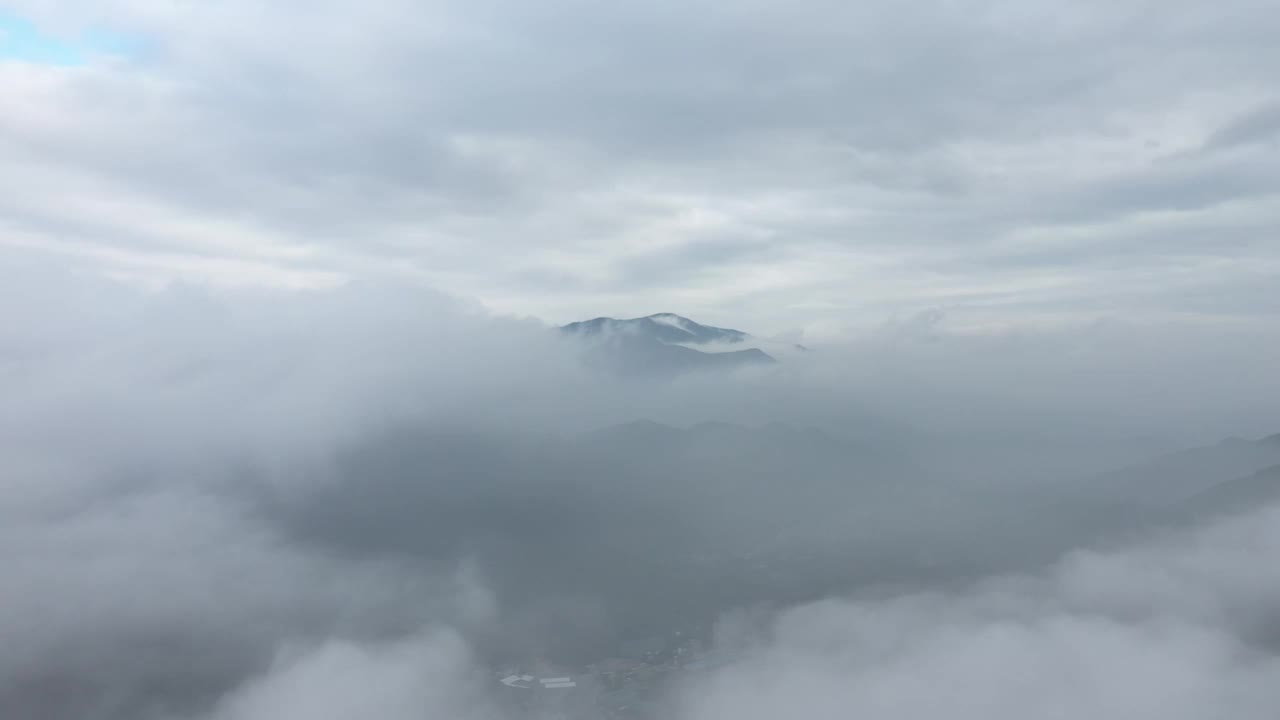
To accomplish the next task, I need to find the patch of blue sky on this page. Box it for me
[0,8,142,65]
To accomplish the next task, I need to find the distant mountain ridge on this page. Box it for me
[560,313,775,377]
[1178,463,1280,520]
[1092,433,1280,507]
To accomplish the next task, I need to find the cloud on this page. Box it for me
[0,0,1276,331]
[0,249,1277,716]
[207,630,496,720]
[676,503,1280,720]
[0,273,582,717]
[0,482,472,718]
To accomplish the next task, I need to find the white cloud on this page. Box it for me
[677,504,1280,720]
[208,630,496,720]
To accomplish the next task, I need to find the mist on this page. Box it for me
[1,269,1278,718]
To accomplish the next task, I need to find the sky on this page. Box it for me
[0,10,85,64]
[1,0,1278,336]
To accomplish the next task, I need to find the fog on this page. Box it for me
[1,268,1278,719]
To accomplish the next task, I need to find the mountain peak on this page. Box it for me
[562,314,751,346]
[560,313,774,376]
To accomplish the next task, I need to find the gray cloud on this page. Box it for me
[2,0,1278,331]
[1205,102,1280,151]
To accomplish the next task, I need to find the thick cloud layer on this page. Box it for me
[1,273,1277,718]
[206,630,497,720]
[677,503,1280,720]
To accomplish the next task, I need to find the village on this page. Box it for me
[490,632,741,720]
